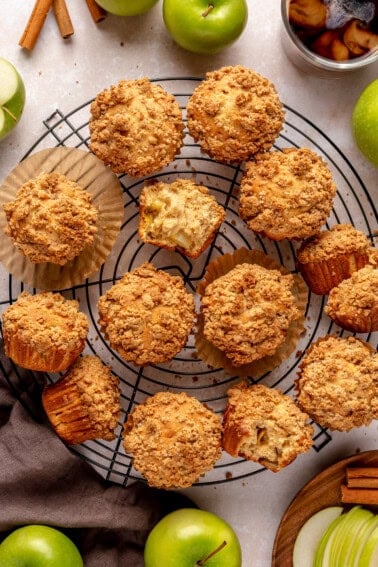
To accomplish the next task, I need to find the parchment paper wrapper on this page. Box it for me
[0,147,124,290]
[195,248,308,378]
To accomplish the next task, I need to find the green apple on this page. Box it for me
[293,506,343,567]
[94,0,159,15]
[352,79,378,168]
[162,0,248,55]
[359,524,378,567]
[0,525,83,567]
[0,57,25,141]
[144,508,242,566]
[349,516,378,566]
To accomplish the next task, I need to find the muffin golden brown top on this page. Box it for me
[97,263,195,366]
[3,172,98,265]
[200,263,301,366]
[222,382,313,472]
[138,178,226,258]
[296,224,371,264]
[324,265,378,332]
[239,148,337,240]
[123,391,222,489]
[2,291,89,357]
[89,78,184,177]
[187,65,284,163]
[295,335,378,431]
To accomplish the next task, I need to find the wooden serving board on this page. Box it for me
[272,450,378,567]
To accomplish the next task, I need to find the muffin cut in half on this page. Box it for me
[98,263,195,366]
[138,178,226,259]
[42,355,121,445]
[222,382,313,472]
[123,391,222,489]
[89,78,184,177]
[239,148,337,241]
[296,224,374,295]
[187,65,284,163]
[295,335,378,431]
[1,291,89,373]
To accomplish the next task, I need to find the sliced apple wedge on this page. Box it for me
[0,57,25,141]
[329,507,373,566]
[358,524,378,567]
[350,516,378,566]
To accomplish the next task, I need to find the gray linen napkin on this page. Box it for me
[0,358,195,566]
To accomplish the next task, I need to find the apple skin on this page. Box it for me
[352,79,378,168]
[0,525,83,567]
[94,0,159,16]
[144,508,242,567]
[163,0,248,55]
[0,57,25,141]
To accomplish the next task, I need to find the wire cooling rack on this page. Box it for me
[0,77,377,487]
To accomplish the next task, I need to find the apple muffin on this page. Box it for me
[89,78,184,177]
[222,382,313,472]
[324,265,378,333]
[238,148,337,241]
[2,291,89,372]
[97,263,195,366]
[187,65,284,163]
[295,335,378,431]
[138,178,226,258]
[3,172,99,265]
[123,391,222,489]
[42,355,121,445]
[295,223,374,295]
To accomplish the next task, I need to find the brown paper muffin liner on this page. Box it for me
[0,147,124,290]
[325,309,378,334]
[195,248,308,378]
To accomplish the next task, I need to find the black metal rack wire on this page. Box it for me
[0,77,377,487]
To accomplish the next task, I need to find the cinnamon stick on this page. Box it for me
[346,467,378,480]
[341,485,378,506]
[84,0,107,23]
[53,0,74,38]
[19,0,53,50]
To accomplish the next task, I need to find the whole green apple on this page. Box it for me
[0,525,83,567]
[94,0,159,16]
[144,508,242,567]
[163,0,248,55]
[352,79,378,168]
[0,57,25,141]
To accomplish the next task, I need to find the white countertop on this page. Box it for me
[1,1,378,566]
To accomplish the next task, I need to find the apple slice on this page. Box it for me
[313,512,347,567]
[329,507,373,566]
[358,524,378,567]
[350,516,378,566]
[0,57,25,141]
[293,506,343,567]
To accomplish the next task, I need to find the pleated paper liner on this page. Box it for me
[195,248,308,378]
[0,147,124,290]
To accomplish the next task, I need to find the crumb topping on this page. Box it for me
[201,263,301,366]
[98,263,195,365]
[138,178,226,258]
[295,335,378,431]
[89,78,184,176]
[3,172,98,265]
[296,224,371,263]
[123,391,222,489]
[187,65,284,163]
[239,148,337,240]
[222,382,313,472]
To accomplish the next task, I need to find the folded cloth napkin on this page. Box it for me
[0,355,195,566]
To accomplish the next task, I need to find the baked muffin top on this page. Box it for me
[187,65,284,163]
[222,382,313,472]
[97,263,195,366]
[138,178,226,258]
[239,148,337,240]
[3,172,98,265]
[89,78,184,177]
[324,265,378,332]
[123,391,222,489]
[296,224,371,263]
[295,335,378,431]
[2,291,89,355]
[200,263,301,366]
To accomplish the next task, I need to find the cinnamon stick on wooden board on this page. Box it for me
[340,466,378,505]
[341,485,378,505]
[19,0,53,50]
[85,0,107,23]
[53,0,74,38]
